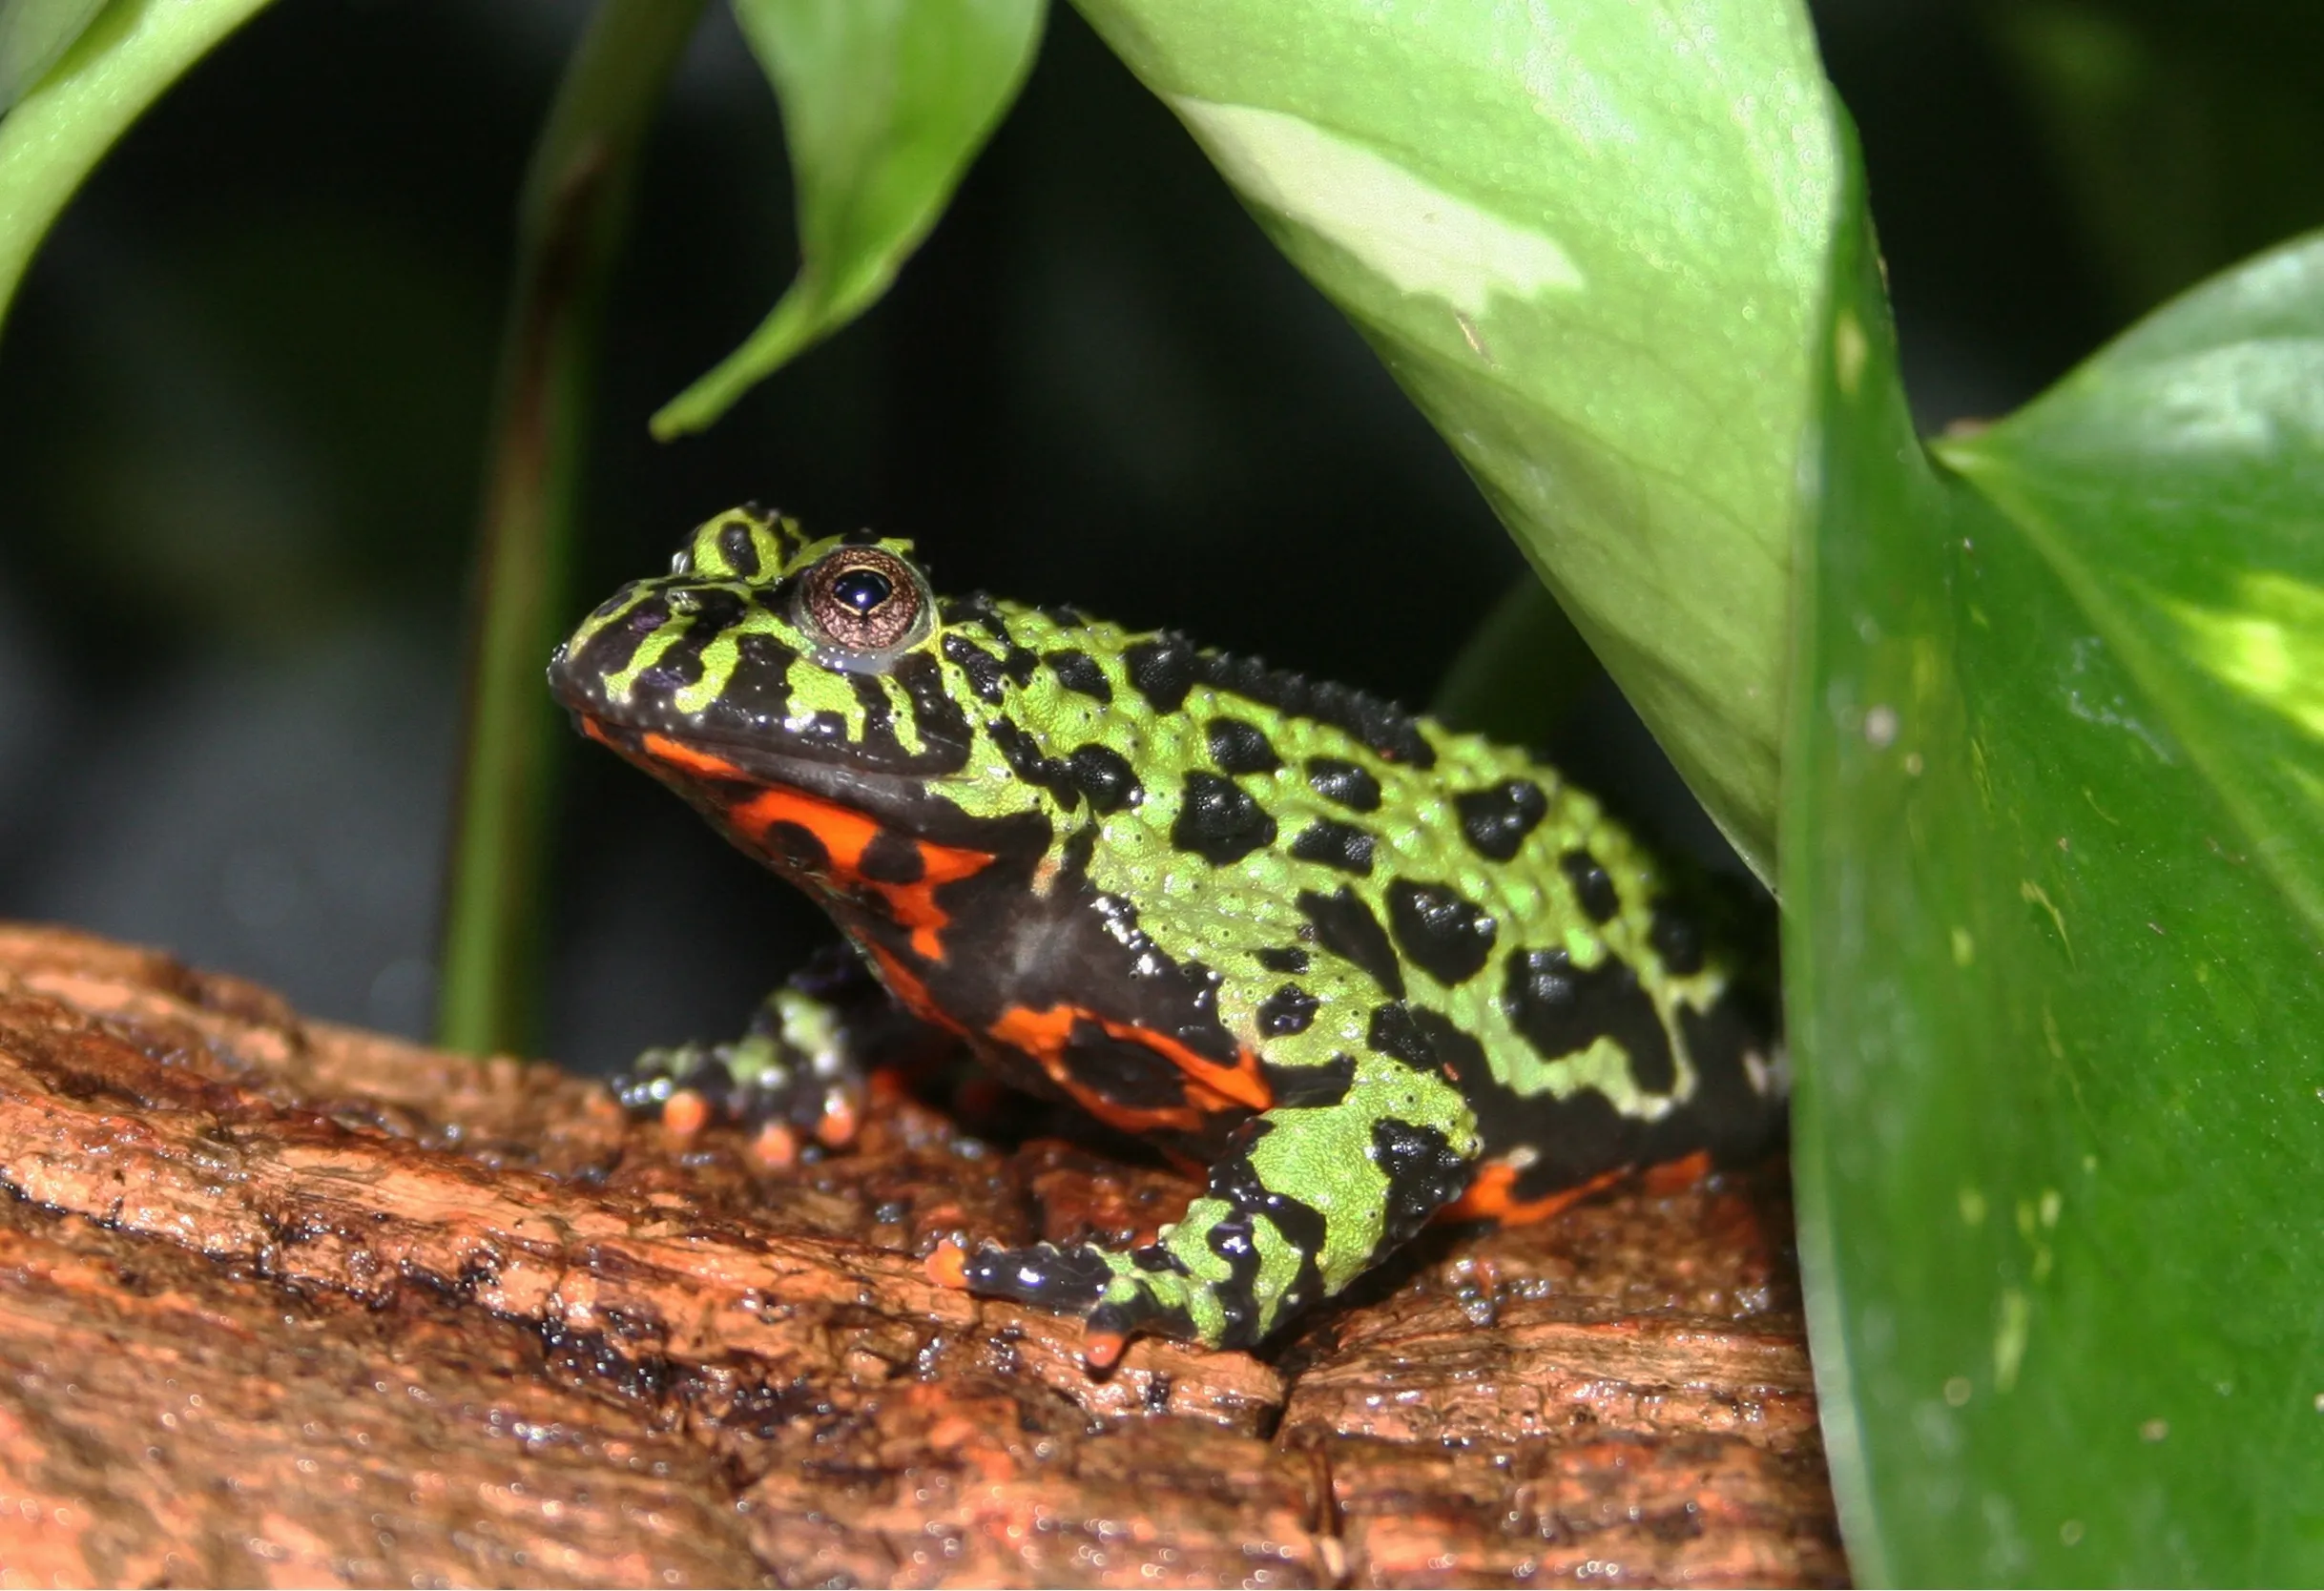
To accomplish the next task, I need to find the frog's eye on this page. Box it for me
[799,547,926,655]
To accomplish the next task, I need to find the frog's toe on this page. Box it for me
[941,1239,1199,1366]
[613,1037,865,1155]
[949,1238,1115,1312]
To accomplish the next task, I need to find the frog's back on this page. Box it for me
[961,605,1782,1214]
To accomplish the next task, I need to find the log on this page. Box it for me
[0,923,1844,1587]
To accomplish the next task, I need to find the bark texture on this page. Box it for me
[0,923,1843,1587]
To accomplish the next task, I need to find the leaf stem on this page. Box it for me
[434,0,707,1056]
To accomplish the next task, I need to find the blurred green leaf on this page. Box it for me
[0,0,273,337]
[1985,0,2324,320]
[1428,575,1598,747]
[440,0,711,1058]
[651,0,1046,438]
[0,0,109,113]
[1789,123,2324,1580]
[1068,0,1840,879]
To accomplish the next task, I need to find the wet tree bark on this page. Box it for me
[0,923,1843,1587]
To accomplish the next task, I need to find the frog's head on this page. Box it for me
[550,506,1072,888]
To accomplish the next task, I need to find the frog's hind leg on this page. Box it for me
[941,993,1482,1363]
[616,944,946,1166]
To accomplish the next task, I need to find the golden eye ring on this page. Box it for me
[799,548,924,653]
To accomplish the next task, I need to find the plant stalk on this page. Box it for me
[434,0,707,1056]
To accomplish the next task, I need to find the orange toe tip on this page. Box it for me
[1082,1329,1128,1373]
[815,1099,860,1148]
[925,1240,970,1291]
[661,1088,711,1140]
[749,1121,799,1170]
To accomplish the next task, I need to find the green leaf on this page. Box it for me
[1068,0,1841,878]
[0,0,274,337]
[650,0,1046,439]
[1428,576,1599,746]
[1788,118,2324,1583]
[1984,0,2324,320]
[0,0,109,113]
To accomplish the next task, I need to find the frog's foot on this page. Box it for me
[930,1238,1203,1369]
[618,1020,860,1169]
[615,949,905,1167]
[931,1125,1473,1368]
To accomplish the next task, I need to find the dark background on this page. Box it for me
[0,0,2314,1070]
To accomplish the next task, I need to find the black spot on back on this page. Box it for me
[1045,649,1112,702]
[941,591,1020,650]
[1125,634,1198,713]
[1256,983,1319,1037]
[1262,1051,1356,1109]
[1456,778,1547,861]
[1502,947,1676,1094]
[1650,901,1706,976]
[1304,757,1382,813]
[1172,772,1276,865]
[1385,880,1498,986]
[1207,716,1282,775]
[1407,1006,1486,1087]
[1288,818,1376,876]
[1198,651,1437,769]
[1256,946,1311,975]
[1068,744,1142,814]
[1297,886,1405,999]
[1367,1002,1449,1078]
[942,633,1008,704]
[1559,850,1620,923]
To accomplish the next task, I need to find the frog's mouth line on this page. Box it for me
[547,646,971,781]
[564,707,967,796]
[566,707,1048,866]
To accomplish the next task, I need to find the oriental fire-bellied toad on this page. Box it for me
[549,506,1783,1366]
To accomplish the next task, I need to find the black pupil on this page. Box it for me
[831,568,893,614]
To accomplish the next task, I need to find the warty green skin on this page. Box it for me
[550,506,1783,1353]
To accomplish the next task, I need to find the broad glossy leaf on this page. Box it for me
[1789,139,2324,1582]
[0,0,272,335]
[1069,0,1841,878]
[651,0,1045,438]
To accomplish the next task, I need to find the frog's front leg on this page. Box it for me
[616,944,945,1165]
[943,1000,1481,1364]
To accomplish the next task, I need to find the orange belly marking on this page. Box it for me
[1438,1160,1628,1226]
[987,1004,1272,1138]
[727,787,993,961]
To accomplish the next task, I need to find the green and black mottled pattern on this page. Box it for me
[550,506,1783,1353]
